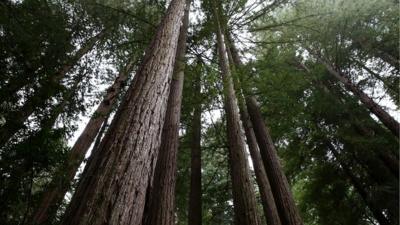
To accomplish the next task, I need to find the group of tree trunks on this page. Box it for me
[3,0,397,225]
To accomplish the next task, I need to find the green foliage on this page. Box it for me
[1,0,398,224]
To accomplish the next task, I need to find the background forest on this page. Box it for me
[0,0,398,225]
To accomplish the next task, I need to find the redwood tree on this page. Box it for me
[31,58,136,225]
[213,3,262,225]
[188,67,203,225]
[61,0,186,224]
[310,50,400,138]
[142,1,190,225]
[225,33,282,225]
[246,96,303,225]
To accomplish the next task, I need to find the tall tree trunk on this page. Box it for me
[142,2,190,225]
[246,96,303,225]
[298,60,399,179]
[61,0,186,224]
[241,107,282,225]
[0,30,105,148]
[327,142,391,225]
[213,5,262,225]
[310,50,399,137]
[188,71,202,225]
[225,33,282,225]
[226,32,301,225]
[31,58,135,225]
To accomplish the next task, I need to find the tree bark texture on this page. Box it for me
[61,0,186,224]
[311,51,399,138]
[0,30,105,148]
[214,6,262,225]
[142,2,190,225]
[31,58,135,225]
[246,96,303,225]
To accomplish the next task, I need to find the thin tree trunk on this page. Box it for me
[246,96,303,225]
[31,59,135,225]
[225,33,282,225]
[310,50,399,137]
[213,5,262,225]
[61,0,186,224]
[142,2,190,225]
[353,59,398,95]
[0,30,105,148]
[327,142,391,225]
[188,73,202,225]
[92,115,110,152]
[298,61,399,180]
[355,39,399,71]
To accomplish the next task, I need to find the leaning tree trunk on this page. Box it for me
[142,2,190,225]
[0,30,105,148]
[225,32,301,225]
[246,96,303,225]
[224,33,282,225]
[309,50,399,138]
[213,5,261,225]
[240,106,282,225]
[353,59,398,95]
[327,142,391,225]
[31,58,135,225]
[299,60,399,179]
[61,0,186,224]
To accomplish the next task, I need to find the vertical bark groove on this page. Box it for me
[61,1,186,224]
[142,2,190,225]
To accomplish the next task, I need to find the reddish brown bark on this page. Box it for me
[0,30,105,148]
[214,5,262,225]
[142,2,190,225]
[61,0,186,224]
[246,96,303,225]
[31,59,135,225]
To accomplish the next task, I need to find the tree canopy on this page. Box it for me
[0,0,398,225]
